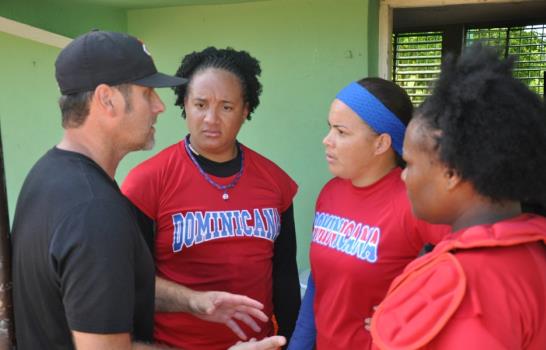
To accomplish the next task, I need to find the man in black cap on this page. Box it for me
[11,30,285,350]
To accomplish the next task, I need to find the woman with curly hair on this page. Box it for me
[288,77,448,350]
[122,47,300,349]
[371,43,546,349]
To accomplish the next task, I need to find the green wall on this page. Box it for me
[0,1,128,219]
[0,0,127,38]
[0,0,379,271]
[367,0,379,76]
[0,32,63,220]
[124,0,378,270]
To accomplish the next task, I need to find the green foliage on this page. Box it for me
[467,25,546,97]
[393,25,546,104]
[392,32,442,105]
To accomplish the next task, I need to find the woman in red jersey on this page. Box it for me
[288,77,448,350]
[123,47,300,350]
[371,43,546,350]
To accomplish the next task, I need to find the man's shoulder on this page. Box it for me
[15,148,121,225]
[29,147,115,194]
[50,197,139,255]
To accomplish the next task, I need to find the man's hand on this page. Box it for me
[228,336,286,350]
[155,277,269,340]
[189,291,269,340]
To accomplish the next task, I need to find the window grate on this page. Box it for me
[392,32,443,105]
[465,24,546,97]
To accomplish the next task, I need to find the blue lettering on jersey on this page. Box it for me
[311,211,381,263]
[171,208,281,252]
[232,211,244,236]
[241,210,253,236]
[253,209,266,238]
[219,211,234,237]
[194,211,210,244]
[172,213,184,252]
[210,212,220,239]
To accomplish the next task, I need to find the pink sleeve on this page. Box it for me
[281,175,298,212]
[244,146,298,212]
[121,161,161,220]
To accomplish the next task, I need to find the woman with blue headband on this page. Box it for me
[288,78,447,350]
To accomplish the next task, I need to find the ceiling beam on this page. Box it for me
[0,16,71,48]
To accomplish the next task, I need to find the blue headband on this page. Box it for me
[336,82,406,156]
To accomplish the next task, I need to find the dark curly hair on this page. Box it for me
[173,47,262,120]
[357,77,413,166]
[416,42,546,205]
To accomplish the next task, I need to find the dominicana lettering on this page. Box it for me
[171,208,281,252]
[312,211,380,263]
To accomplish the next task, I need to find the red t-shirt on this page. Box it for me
[310,168,448,350]
[122,141,297,350]
[428,237,546,349]
[371,214,546,350]
[407,215,545,349]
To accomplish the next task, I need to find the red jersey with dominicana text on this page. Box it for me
[122,141,297,350]
[310,168,448,350]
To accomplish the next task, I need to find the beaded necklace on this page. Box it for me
[184,138,244,201]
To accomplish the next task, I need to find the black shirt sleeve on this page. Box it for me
[50,200,139,333]
[273,204,301,345]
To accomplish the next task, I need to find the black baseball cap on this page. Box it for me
[55,30,186,95]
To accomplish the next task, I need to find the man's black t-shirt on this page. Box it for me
[12,147,155,350]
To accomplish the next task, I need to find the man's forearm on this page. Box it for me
[154,276,196,312]
[72,331,179,350]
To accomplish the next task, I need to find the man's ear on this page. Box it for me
[374,133,392,155]
[93,84,115,114]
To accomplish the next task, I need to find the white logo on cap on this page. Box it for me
[142,44,152,57]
